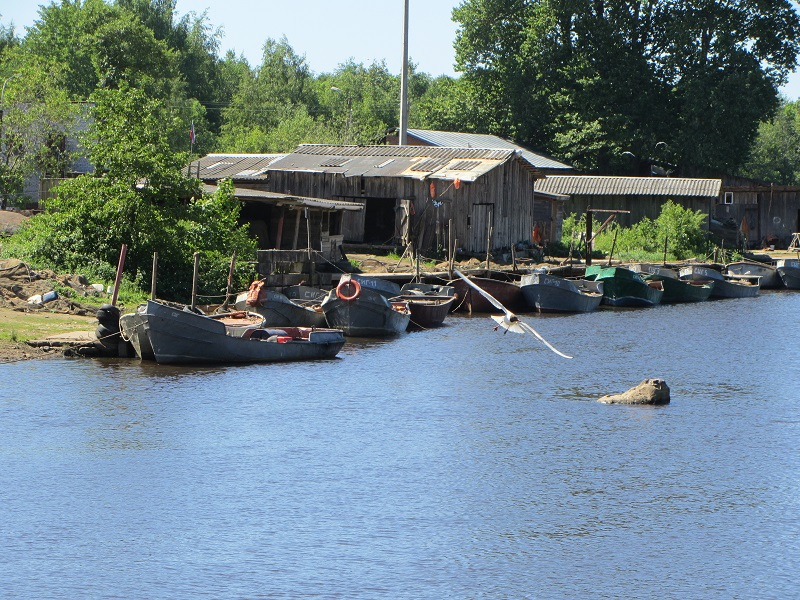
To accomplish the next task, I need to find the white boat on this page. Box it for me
[726,261,781,289]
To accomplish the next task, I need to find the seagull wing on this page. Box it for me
[453,269,512,315]
[518,321,573,359]
[454,270,572,359]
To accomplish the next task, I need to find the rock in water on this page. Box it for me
[598,379,670,405]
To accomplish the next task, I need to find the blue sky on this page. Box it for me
[3,0,800,97]
[1,1,461,77]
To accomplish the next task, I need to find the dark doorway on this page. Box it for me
[363,198,397,244]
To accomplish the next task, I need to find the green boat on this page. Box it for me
[585,265,664,307]
[628,263,714,303]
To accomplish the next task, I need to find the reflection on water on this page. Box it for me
[1,291,799,597]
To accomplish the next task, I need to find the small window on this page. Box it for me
[723,192,733,205]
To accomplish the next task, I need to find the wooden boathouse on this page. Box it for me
[263,144,567,256]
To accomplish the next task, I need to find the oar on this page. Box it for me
[454,269,573,359]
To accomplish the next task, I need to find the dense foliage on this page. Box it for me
[451,0,800,176]
[561,201,709,262]
[1,86,255,301]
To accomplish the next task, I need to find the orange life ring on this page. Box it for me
[336,278,361,301]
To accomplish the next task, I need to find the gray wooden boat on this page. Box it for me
[235,289,327,327]
[400,283,455,329]
[776,259,800,289]
[628,263,714,303]
[143,300,345,365]
[519,272,604,313]
[119,305,155,360]
[585,265,664,307]
[321,278,410,337]
[350,274,402,299]
[283,285,328,302]
[678,265,759,298]
[726,261,781,289]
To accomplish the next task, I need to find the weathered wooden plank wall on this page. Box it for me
[263,158,559,255]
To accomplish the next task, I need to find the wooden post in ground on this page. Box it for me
[586,209,593,266]
[485,205,493,272]
[150,252,158,300]
[221,251,236,310]
[190,252,200,311]
[111,244,127,307]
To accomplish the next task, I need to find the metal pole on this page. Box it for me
[399,0,409,145]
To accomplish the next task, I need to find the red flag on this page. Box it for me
[189,121,196,144]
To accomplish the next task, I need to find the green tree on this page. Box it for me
[452,0,800,175]
[2,86,255,300]
[0,65,77,210]
[739,100,800,184]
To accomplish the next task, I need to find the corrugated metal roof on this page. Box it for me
[193,154,286,180]
[536,176,722,198]
[267,145,520,182]
[202,184,363,211]
[407,129,573,171]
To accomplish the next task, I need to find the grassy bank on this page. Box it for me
[0,308,96,343]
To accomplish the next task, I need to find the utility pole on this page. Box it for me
[399,0,409,145]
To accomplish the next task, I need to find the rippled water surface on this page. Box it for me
[2,291,799,598]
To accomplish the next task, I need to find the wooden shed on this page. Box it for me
[718,177,800,249]
[536,175,722,228]
[263,144,566,255]
[194,154,363,261]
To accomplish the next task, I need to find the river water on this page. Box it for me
[1,291,799,598]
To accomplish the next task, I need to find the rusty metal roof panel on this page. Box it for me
[194,154,286,180]
[407,129,574,171]
[536,176,722,198]
[268,145,517,181]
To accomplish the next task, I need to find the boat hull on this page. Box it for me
[726,261,781,289]
[401,283,455,328]
[628,263,712,303]
[519,273,603,313]
[776,260,800,289]
[321,287,410,336]
[449,276,525,313]
[678,265,759,298]
[119,309,155,360]
[585,266,663,307]
[235,290,327,327]
[406,297,455,328]
[144,300,344,364]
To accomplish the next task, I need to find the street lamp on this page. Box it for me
[331,86,352,144]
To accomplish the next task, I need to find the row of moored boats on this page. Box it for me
[119,259,800,365]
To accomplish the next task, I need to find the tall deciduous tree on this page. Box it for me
[452,0,800,175]
[740,100,800,185]
[3,85,255,300]
[0,65,77,210]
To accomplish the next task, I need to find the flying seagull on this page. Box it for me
[454,270,573,359]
